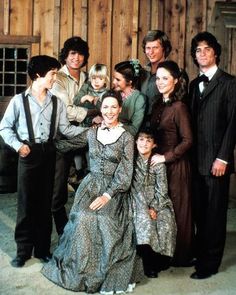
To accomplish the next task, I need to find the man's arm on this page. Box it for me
[0,97,23,152]
[212,78,236,176]
[51,74,88,123]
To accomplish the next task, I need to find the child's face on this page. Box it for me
[91,75,106,90]
[37,69,58,89]
[136,134,156,159]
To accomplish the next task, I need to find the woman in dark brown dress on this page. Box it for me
[150,60,193,266]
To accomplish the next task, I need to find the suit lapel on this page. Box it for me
[190,78,201,112]
[200,68,223,100]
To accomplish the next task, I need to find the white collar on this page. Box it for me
[97,123,125,145]
[200,65,218,81]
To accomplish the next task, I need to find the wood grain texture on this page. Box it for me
[0,0,235,82]
[87,0,112,70]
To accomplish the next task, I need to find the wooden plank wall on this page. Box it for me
[0,0,235,82]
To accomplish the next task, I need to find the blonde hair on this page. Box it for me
[89,63,110,87]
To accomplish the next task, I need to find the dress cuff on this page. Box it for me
[103,193,111,200]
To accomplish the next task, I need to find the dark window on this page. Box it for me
[0,46,30,99]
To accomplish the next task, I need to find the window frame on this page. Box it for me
[0,35,40,119]
[0,44,30,98]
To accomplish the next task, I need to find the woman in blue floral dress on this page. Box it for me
[42,90,141,294]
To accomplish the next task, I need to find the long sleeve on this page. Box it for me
[56,99,88,139]
[55,129,88,152]
[0,97,22,152]
[120,91,146,136]
[151,163,172,211]
[216,78,236,162]
[105,132,134,197]
[50,67,88,123]
[164,103,193,162]
[189,69,236,174]
[73,83,90,106]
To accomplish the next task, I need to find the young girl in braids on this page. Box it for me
[130,128,177,278]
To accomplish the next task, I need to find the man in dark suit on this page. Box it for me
[189,31,236,280]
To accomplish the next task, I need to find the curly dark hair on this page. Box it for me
[142,30,172,58]
[59,36,89,66]
[156,60,188,103]
[27,55,61,81]
[191,31,221,66]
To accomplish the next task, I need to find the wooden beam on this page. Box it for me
[138,0,151,65]
[152,0,164,30]
[0,35,40,44]
[3,0,10,35]
[87,0,112,69]
[53,0,61,57]
[0,1,4,34]
[131,0,139,59]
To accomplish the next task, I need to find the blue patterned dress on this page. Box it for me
[130,155,177,257]
[42,126,141,293]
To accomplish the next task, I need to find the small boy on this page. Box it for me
[0,55,86,267]
[73,63,110,127]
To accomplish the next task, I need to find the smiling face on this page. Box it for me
[38,69,58,89]
[65,50,85,71]
[195,41,217,71]
[136,133,157,159]
[112,71,131,92]
[100,96,122,127]
[156,67,177,99]
[145,39,165,65]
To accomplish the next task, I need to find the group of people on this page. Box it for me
[0,28,235,294]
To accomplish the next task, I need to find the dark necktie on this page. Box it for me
[198,74,209,93]
[101,126,110,131]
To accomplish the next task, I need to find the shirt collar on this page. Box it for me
[200,65,218,81]
[100,121,123,130]
[60,65,71,76]
[60,65,79,81]
[25,87,53,105]
[97,123,125,145]
[60,65,87,86]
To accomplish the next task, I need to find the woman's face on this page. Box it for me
[112,71,131,92]
[136,134,156,159]
[101,96,121,127]
[156,67,177,98]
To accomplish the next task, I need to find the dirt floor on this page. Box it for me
[0,192,236,295]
